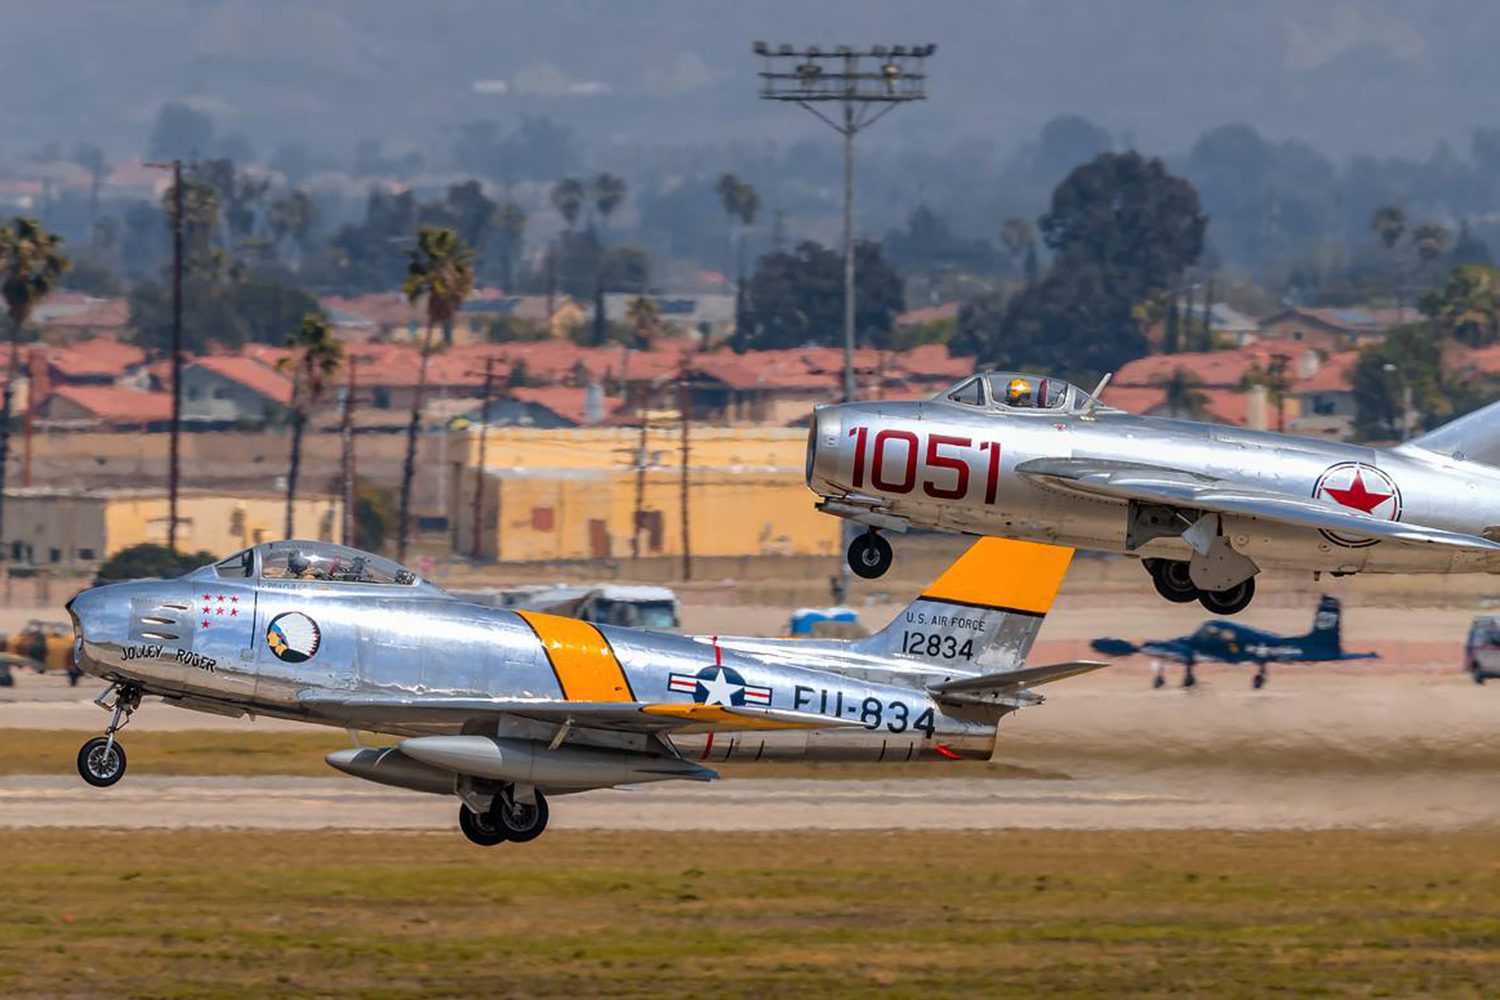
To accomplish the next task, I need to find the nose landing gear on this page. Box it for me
[847,529,894,580]
[77,684,140,788]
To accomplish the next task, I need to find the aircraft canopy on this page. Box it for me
[209,540,418,586]
[941,372,1098,413]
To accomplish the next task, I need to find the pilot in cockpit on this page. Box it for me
[287,551,328,581]
[1005,377,1034,408]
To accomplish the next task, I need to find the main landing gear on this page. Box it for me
[847,529,893,580]
[1145,559,1256,615]
[77,684,140,787]
[458,787,551,847]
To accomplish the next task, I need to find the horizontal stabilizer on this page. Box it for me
[929,660,1107,702]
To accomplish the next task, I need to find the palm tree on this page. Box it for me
[493,200,526,290]
[591,173,627,232]
[1421,263,1500,346]
[398,226,475,561]
[1372,205,1408,316]
[625,295,661,349]
[1157,367,1207,419]
[1000,217,1038,283]
[1412,223,1451,264]
[71,144,109,251]
[278,312,343,538]
[0,217,69,548]
[550,178,585,230]
[268,189,317,270]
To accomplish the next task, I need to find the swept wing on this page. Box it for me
[1016,457,1500,552]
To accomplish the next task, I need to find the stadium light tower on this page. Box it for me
[754,41,935,402]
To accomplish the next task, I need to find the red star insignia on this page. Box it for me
[217,595,225,602]
[216,607,225,615]
[230,608,238,616]
[202,594,211,601]
[230,595,239,603]
[201,606,210,615]
[201,619,210,629]
[1321,470,1393,515]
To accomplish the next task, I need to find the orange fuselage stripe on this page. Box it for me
[515,610,635,702]
[921,537,1075,614]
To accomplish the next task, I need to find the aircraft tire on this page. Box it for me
[1471,663,1486,685]
[1151,674,1166,689]
[848,531,893,580]
[77,737,127,788]
[494,791,549,843]
[1198,578,1256,615]
[1147,560,1199,604]
[458,804,508,846]
[1252,673,1266,690]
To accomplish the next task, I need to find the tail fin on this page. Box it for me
[1403,397,1500,466]
[853,537,1074,673]
[1299,595,1343,657]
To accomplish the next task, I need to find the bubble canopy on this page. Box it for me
[201,540,420,586]
[939,372,1099,414]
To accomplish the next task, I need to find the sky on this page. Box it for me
[8,1,1500,164]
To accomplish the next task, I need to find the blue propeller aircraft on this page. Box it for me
[1090,595,1377,689]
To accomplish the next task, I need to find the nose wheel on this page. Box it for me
[77,684,140,788]
[847,530,893,580]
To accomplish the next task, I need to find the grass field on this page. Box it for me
[2,829,1498,999]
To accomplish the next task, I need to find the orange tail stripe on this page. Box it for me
[515,610,635,702]
[921,537,1075,614]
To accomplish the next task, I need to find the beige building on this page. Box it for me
[449,426,837,562]
[4,489,342,568]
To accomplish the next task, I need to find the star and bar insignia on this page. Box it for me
[668,665,772,707]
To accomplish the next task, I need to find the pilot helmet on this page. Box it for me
[287,551,311,576]
[1006,377,1032,405]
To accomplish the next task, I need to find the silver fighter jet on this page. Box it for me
[66,537,1097,846]
[807,371,1500,614]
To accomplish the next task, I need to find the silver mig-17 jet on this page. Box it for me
[66,537,1097,846]
[806,370,1500,614]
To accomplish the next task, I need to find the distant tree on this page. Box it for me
[129,269,318,354]
[492,200,527,289]
[1372,204,1408,309]
[352,483,396,554]
[147,102,214,162]
[0,218,69,547]
[1450,222,1494,267]
[437,180,497,250]
[1000,217,1038,283]
[95,543,218,583]
[268,189,317,269]
[398,226,475,561]
[278,312,343,538]
[1040,151,1206,306]
[737,240,903,351]
[1420,263,1500,346]
[1411,223,1450,264]
[550,178,585,230]
[1351,325,1449,440]
[966,152,1204,375]
[71,144,110,251]
[591,173,627,230]
[625,295,661,349]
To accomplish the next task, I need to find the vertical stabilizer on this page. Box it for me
[853,537,1074,673]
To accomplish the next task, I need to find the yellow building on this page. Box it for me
[3,488,342,568]
[449,426,837,562]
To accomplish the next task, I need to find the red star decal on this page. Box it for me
[230,608,238,616]
[216,607,225,615]
[217,595,225,602]
[201,606,210,615]
[1321,470,1393,514]
[230,595,239,603]
[202,594,211,601]
[201,619,210,629]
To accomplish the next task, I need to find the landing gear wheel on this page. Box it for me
[77,737,127,787]
[1470,662,1486,685]
[1198,577,1256,615]
[494,790,549,843]
[1181,670,1197,689]
[1147,560,1199,604]
[847,530,893,580]
[1152,674,1166,689]
[1252,670,1267,690]
[458,804,508,846]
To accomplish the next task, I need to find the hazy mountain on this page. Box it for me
[9,1,1500,167]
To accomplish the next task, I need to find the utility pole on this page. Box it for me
[339,354,356,547]
[145,159,186,552]
[470,357,495,561]
[677,360,692,581]
[631,394,649,561]
[755,42,934,601]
